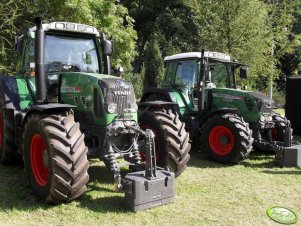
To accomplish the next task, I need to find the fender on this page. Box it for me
[22,103,75,126]
[199,108,238,126]
[140,88,175,103]
[138,101,180,115]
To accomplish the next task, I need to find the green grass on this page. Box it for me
[1,147,301,226]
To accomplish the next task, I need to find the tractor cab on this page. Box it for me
[160,51,248,114]
[15,22,113,103]
[16,22,112,76]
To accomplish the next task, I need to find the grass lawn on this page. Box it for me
[1,141,301,226]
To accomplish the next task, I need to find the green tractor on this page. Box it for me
[0,18,190,204]
[140,51,293,164]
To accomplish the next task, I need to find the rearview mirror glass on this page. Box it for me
[103,40,112,56]
[16,37,24,55]
[240,66,248,79]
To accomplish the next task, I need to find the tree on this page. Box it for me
[120,0,196,73]
[0,1,20,73]
[143,38,164,89]
[0,0,137,72]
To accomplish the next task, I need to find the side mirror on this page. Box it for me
[103,40,112,56]
[16,36,24,55]
[116,66,124,77]
[240,66,248,79]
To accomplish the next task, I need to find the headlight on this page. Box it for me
[267,116,273,121]
[107,103,117,113]
[260,115,265,122]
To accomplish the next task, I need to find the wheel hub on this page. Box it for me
[219,135,230,145]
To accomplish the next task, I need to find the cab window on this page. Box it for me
[174,60,197,87]
[23,39,35,75]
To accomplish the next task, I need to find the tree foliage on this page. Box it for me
[0,0,300,94]
[0,1,20,73]
[0,0,137,73]
[143,38,164,89]
[121,0,301,92]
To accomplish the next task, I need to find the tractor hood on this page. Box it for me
[59,72,138,125]
[246,91,273,113]
[211,88,273,123]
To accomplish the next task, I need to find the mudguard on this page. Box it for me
[199,108,238,125]
[140,88,174,103]
[138,101,179,114]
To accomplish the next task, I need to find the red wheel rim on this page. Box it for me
[139,125,160,161]
[209,126,234,156]
[0,114,3,147]
[30,134,48,186]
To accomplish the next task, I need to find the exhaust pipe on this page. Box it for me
[34,17,47,104]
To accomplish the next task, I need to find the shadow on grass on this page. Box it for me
[0,165,52,211]
[188,147,300,172]
[79,194,128,213]
[240,152,276,169]
[261,169,301,175]
[187,151,233,169]
[0,162,131,213]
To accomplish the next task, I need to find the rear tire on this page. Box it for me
[23,112,89,204]
[199,113,253,164]
[139,108,191,177]
[0,109,20,164]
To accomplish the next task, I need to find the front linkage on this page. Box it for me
[252,115,301,167]
[103,120,154,190]
[103,120,176,211]
[252,115,294,152]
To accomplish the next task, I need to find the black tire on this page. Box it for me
[0,109,20,164]
[272,114,291,142]
[139,108,191,177]
[199,113,253,164]
[23,112,89,204]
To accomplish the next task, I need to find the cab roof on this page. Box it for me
[164,51,231,62]
[29,22,100,36]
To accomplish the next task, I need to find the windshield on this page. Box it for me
[208,60,234,88]
[174,60,198,87]
[45,35,100,73]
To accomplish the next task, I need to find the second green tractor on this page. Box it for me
[140,51,293,164]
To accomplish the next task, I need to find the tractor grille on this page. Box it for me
[247,91,273,113]
[98,78,137,114]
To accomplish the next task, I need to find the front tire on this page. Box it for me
[199,113,253,164]
[23,112,89,204]
[139,108,191,177]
